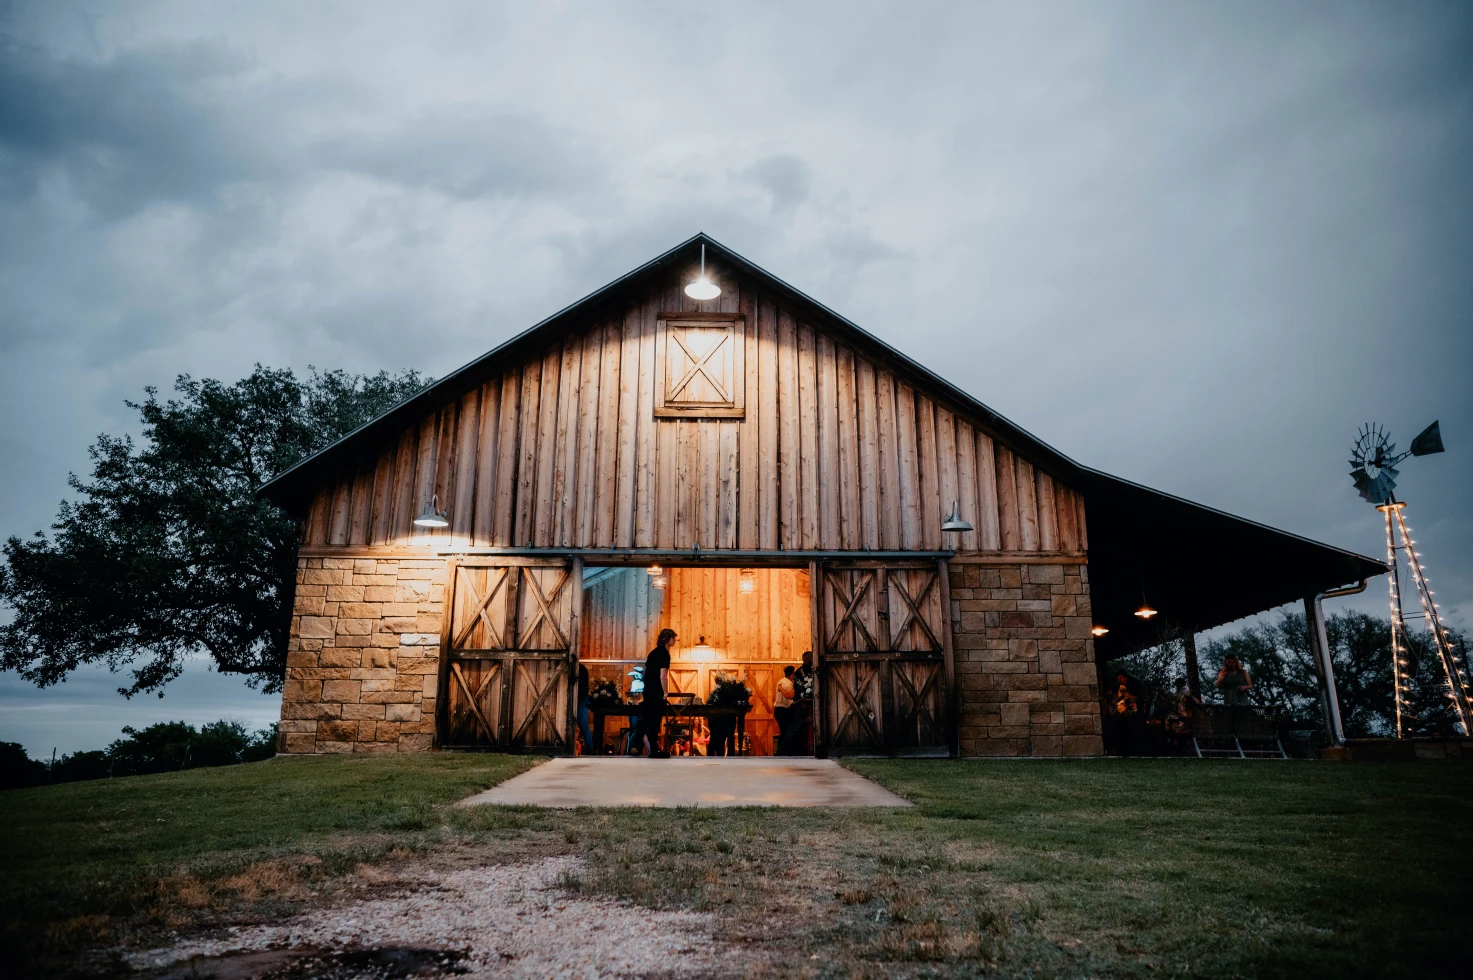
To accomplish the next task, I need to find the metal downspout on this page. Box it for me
[1305,580,1369,745]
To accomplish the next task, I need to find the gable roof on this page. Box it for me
[262,232,1087,503]
[259,233,1384,646]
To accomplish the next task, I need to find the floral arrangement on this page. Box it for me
[707,676,751,706]
[588,678,622,704]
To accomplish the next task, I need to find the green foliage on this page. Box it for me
[105,720,278,777]
[0,365,427,695]
[0,742,47,789]
[1112,610,1462,737]
[0,720,280,789]
[706,674,751,705]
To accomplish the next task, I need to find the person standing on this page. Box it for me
[638,628,676,758]
[780,650,817,756]
[1215,655,1253,705]
[1215,654,1254,739]
[773,666,796,754]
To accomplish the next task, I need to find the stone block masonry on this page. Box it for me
[950,561,1104,757]
[279,557,446,754]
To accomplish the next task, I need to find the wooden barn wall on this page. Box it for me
[299,271,1088,555]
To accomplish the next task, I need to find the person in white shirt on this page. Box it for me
[773,666,796,753]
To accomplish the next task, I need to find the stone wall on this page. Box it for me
[279,557,448,754]
[950,561,1104,757]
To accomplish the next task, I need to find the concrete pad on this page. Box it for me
[458,757,912,809]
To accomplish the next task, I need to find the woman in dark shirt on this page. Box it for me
[638,629,676,758]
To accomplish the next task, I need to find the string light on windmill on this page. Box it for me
[684,244,721,300]
[1348,420,1466,736]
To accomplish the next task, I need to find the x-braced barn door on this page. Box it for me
[437,558,581,751]
[818,561,953,755]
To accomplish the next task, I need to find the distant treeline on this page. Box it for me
[0,720,277,790]
[1109,610,1467,738]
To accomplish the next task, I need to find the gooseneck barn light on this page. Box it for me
[684,244,721,300]
[941,500,972,534]
[412,494,449,528]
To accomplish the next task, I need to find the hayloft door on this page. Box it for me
[818,561,952,755]
[437,557,581,751]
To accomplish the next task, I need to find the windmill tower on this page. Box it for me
[1349,421,1470,736]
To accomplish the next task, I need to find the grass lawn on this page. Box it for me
[2,755,1467,978]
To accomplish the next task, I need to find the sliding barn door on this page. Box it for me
[437,558,580,751]
[819,561,952,755]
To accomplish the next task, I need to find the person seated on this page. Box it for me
[1165,678,1203,751]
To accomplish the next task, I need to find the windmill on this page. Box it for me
[1348,421,1469,736]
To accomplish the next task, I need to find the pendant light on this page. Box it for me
[647,563,663,577]
[738,568,756,594]
[651,571,668,590]
[693,635,715,661]
[413,494,449,528]
[941,500,972,533]
[1134,573,1158,619]
[684,244,721,300]
[1091,625,1110,637]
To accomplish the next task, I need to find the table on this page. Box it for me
[589,702,752,755]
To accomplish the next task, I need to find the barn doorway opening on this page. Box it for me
[578,566,814,757]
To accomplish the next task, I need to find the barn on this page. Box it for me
[259,234,1385,758]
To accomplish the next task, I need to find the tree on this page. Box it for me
[0,742,47,790]
[0,366,427,695]
[1198,610,1462,737]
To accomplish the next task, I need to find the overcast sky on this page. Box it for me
[2,1,1470,756]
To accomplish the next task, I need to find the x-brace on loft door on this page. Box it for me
[818,561,953,755]
[437,557,580,750]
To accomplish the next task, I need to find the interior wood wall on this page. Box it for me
[578,566,811,757]
[300,267,1087,555]
[578,567,810,666]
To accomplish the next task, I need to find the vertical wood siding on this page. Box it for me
[301,269,1086,554]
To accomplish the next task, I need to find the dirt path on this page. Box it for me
[127,856,750,979]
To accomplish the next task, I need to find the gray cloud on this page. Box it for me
[742,154,813,213]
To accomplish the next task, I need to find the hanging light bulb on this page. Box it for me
[693,635,715,661]
[652,572,668,590]
[1091,625,1110,637]
[647,563,663,577]
[413,493,450,528]
[738,568,756,594]
[1134,604,1158,620]
[684,243,721,300]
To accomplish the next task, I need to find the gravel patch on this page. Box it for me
[128,856,743,979]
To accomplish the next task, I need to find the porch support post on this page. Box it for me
[1303,594,1345,745]
[1182,631,1202,698]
